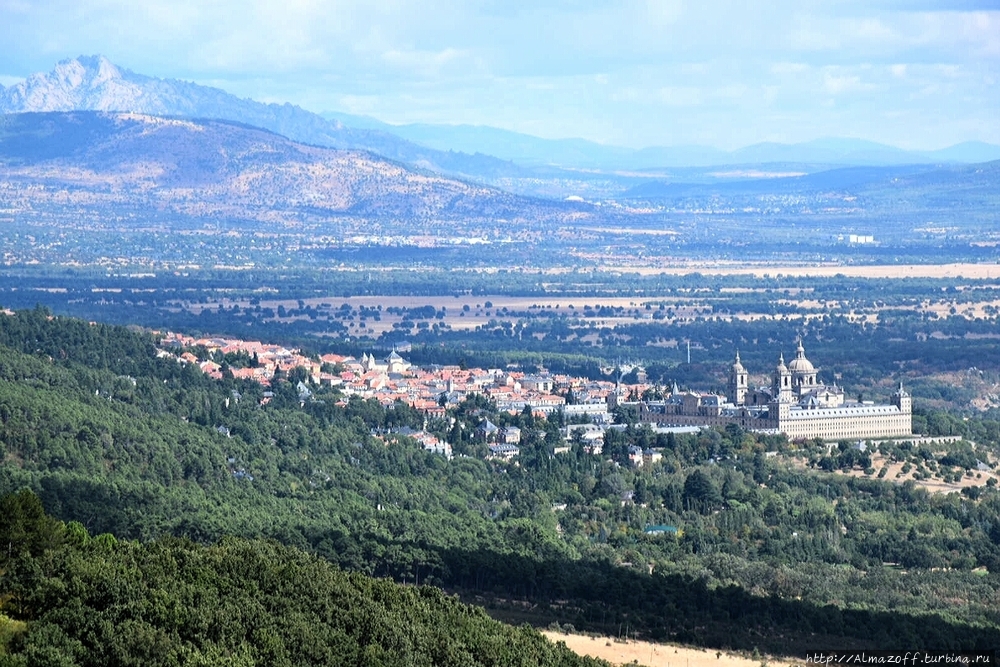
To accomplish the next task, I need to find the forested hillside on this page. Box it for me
[1,308,1000,654]
[0,490,603,666]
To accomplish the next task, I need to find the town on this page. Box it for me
[159,330,912,465]
[160,331,626,462]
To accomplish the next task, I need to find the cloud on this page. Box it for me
[771,62,810,75]
[380,47,477,79]
[656,86,704,107]
[0,0,996,149]
[822,72,875,95]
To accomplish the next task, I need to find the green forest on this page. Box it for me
[1,308,1000,661]
[0,490,604,666]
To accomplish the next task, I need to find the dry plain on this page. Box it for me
[541,631,800,667]
[165,262,1000,338]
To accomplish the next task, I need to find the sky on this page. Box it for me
[1,0,998,150]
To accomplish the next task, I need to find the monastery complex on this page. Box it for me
[624,342,912,441]
[160,332,911,444]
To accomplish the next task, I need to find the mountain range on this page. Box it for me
[4,56,999,179]
[324,111,1000,169]
[0,111,593,231]
[0,56,523,182]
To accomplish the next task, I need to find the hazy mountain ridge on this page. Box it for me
[323,111,1000,170]
[0,56,524,182]
[0,111,595,229]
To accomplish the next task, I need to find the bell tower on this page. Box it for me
[772,353,793,403]
[892,382,911,415]
[727,350,748,406]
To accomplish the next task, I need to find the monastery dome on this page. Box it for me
[787,341,815,373]
[787,356,814,372]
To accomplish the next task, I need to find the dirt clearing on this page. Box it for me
[542,632,800,667]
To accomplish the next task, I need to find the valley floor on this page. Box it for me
[591,262,1000,279]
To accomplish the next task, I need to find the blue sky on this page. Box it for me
[1,0,998,149]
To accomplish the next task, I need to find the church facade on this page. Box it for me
[629,342,912,441]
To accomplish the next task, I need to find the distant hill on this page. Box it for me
[624,161,1000,198]
[0,111,596,229]
[622,160,1000,234]
[0,55,524,182]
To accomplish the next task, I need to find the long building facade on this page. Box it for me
[622,342,912,441]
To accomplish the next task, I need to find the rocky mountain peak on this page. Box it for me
[0,54,148,113]
[54,55,124,88]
